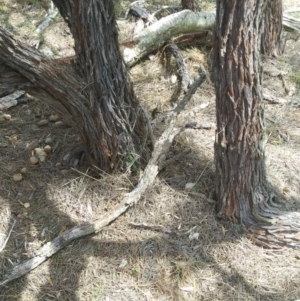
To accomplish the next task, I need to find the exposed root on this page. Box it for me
[247,208,300,249]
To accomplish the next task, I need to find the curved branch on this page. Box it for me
[0,73,206,286]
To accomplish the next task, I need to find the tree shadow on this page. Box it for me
[1,103,300,300]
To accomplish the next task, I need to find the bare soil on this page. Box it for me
[1,1,300,301]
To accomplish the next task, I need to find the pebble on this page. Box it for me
[13,173,23,182]
[23,202,30,208]
[38,119,49,126]
[30,156,39,165]
[55,121,64,126]
[49,114,59,122]
[44,137,53,144]
[44,145,52,154]
[39,156,46,162]
[34,148,44,156]
[3,114,11,120]
[20,167,27,174]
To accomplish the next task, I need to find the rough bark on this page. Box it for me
[53,0,152,170]
[0,0,152,172]
[261,0,284,56]
[213,0,270,223]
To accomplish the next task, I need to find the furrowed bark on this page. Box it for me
[213,0,270,223]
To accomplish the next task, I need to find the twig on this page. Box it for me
[165,41,191,93]
[0,219,16,253]
[0,71,206,287]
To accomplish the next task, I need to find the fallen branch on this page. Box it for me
[0,219,16,253]
[122,10,216,66]
[122,10,300,66]
[0,90,25,110]
[165,41,191,93]
[263,90,288,104]
[0,72,206,287]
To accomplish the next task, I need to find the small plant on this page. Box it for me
[124,152,139,174]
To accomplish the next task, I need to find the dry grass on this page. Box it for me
[1,1,300,301]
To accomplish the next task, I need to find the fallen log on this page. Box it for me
[122,10,300,66]
[0,71,206,287]
[122,10,216,66]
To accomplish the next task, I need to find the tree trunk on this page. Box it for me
[181,0,196,11]
[213,0,270,223]
[261,0,284,56]
[0,0,151,172]
[53,0,152,170]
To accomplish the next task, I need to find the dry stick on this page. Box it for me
[0,72,206,287]
[166,41,191,92]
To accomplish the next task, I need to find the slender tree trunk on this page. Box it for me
[261,0,284,56]
[181,0,196,11]
[213,0,271,223]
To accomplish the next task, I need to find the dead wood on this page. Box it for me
[122,10,300,67]
[164,41,191,93]
[0,72,206,287]
[122,10,216,66]
[263,90,288,104]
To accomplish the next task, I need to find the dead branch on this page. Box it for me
[0,73,206,287]
[165,41,191,93]
[263,90,288,104]
[0,90,25,110]
[122,10,300,66]
[122,10,216,66]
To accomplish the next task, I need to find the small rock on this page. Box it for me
[13,173,23,182]
[25,93,35,101]
[55,162,62,167]
[34,148,44,156]
[44,145,52,154]
[20,167,27,174]
[23,202,30,208]
[44,137,53,144]
[30,156,39,165]
[49,114,59,122]
[171,75,177,84]
[54,121,64,126]
[38,119,49,126]
[119,258,128,268]
[189,232,199,241]
[39,151,47,158]
[3,114,11,120]
[185,183,196,190]
[39,155,46,162]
